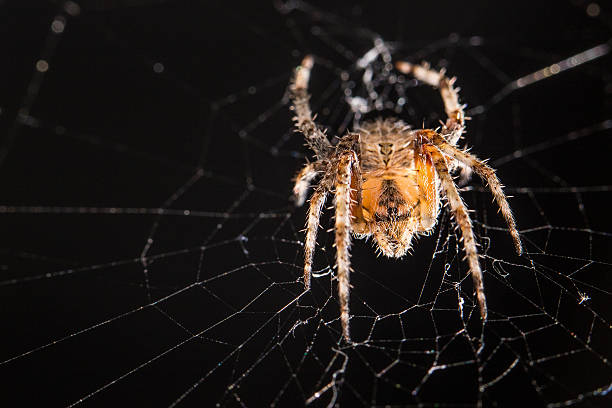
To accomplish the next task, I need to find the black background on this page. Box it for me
[1,0,611,407]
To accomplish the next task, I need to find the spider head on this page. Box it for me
[359,177,420,257]
[373,220,416,257]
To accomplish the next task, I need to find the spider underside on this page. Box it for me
[289,55,522,341]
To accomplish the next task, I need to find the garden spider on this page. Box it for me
[289,55,522,341]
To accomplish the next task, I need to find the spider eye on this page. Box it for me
[386,204,412,219]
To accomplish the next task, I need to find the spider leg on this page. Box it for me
[334,150,357,341]
[290,55,333,160]
[396,61,465,145]
[303,186,327,290]
[293,162,321,207]
[429,132,522,255]
[429,148,488,320]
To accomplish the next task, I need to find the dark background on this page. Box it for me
[0,0,611,407]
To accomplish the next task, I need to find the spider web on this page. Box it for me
[1,0,611,406]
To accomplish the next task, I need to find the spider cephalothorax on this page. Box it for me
[290,56,522,341]
[351,119,437,258]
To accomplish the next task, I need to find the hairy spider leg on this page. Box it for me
[428,147,488,320]
[303,187,327,290]
[396,61,466,145]
[298,142,361,341]
[428,131,523,254]
[290,55,333,160]
[293,162,320,207]
[334,150,358,341]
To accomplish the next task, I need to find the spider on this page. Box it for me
[289,55,522,341]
